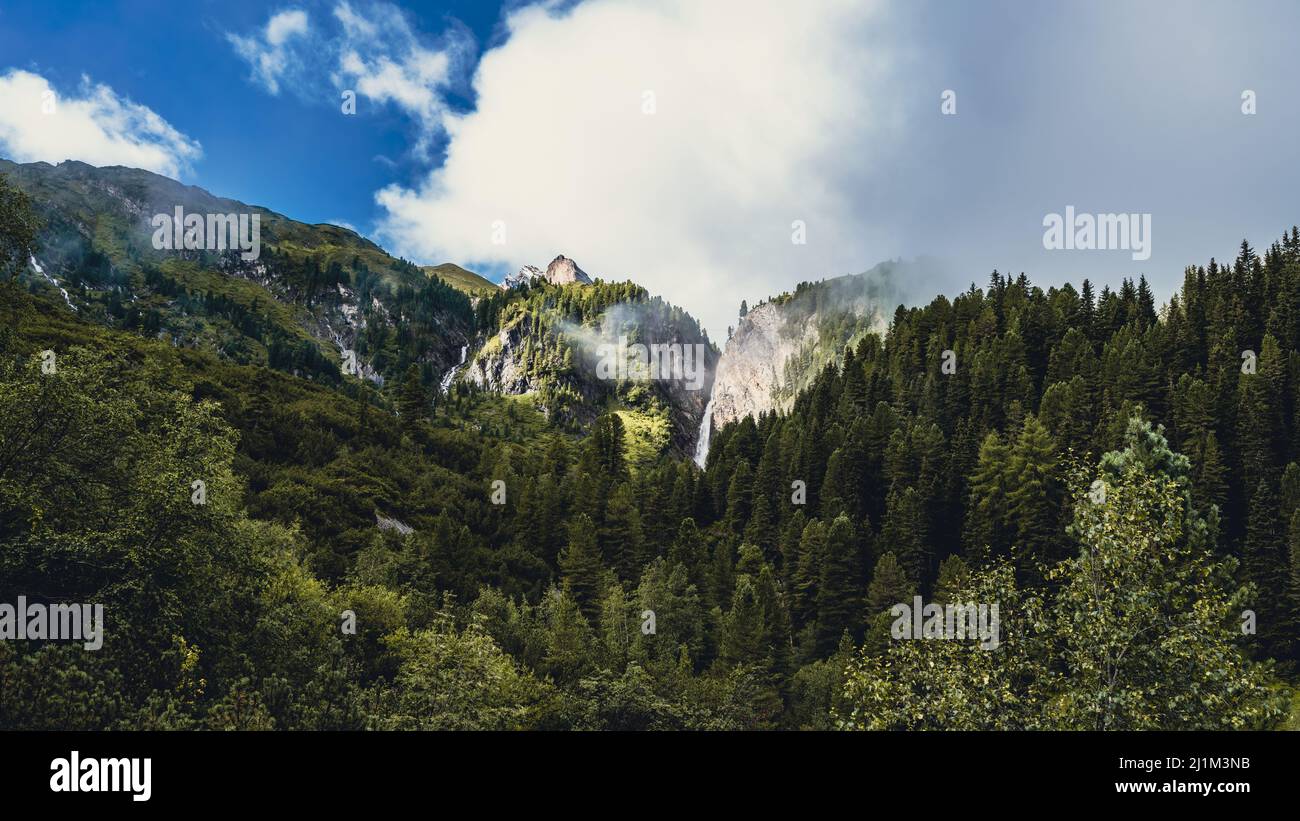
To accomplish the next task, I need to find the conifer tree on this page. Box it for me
[600,482,644,582]
[1006,416,1063,566]
[815,514,864,654]
[791,519,827,630]
[1243,479,1287,656]
[964,432,1011,555]
[397,363,428,423]
[560,514,606,622]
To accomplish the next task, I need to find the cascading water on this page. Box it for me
[440,345,468,393]
[30,256,76,311]
[693,393,715,468]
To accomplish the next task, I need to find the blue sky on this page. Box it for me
[2,0,1299,339]
[0,0,504,229]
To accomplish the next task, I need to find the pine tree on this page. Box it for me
[720,576,766,667]
[723,460,754,536]
[744,433,782,556]
[815,514,864,654]
[1236,334,1285,502]
[668,517,712,607]
[560,514,606,622]
[1243,479,1287,656]
[933,555,972,605]
[791,519,827,630]
[881,486,930,588]
[1006,416,1063,567]
[964,432,1011,556]
[600,482,644,582]
[866,552,914,614]
[755,563,793,681]
[397,363,429,423]
[863,551,915,654]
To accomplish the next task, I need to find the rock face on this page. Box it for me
[707,300,807,432]
[465,321,544,396]
[467,268,718,453]
[696,265,907,461]
[502,255,594,289]
[503,265,544,290]
[543,255,592,285]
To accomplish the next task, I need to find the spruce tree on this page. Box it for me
[397,363,428,423]
[1006,416,1063,567]
[560,514,606,622]
[815,514,864,654]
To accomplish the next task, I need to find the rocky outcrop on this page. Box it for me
[543,255,592,285]
[696,265,907,461]
[707,300,809,432]
[465,320,546,396]
[467,269,718,452]
[502,255,594,289]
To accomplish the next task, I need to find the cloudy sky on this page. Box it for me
[2,0,1298,339]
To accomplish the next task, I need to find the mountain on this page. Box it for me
[542,254,593,285]
[694,260,916,464]
[3,158,717,455]
[460,264,718,458]
[2,158,476,388]
[502,255,594,289]
[424,262,498,297]
[4,156,1297,730]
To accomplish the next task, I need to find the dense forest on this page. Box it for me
[1,169,1298,729]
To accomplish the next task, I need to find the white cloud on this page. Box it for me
[0,70,201,178]
[228,3,470,149]
[373,0,899,340]
[228,8,311,94]
[329,1,472,151]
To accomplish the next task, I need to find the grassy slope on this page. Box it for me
[425,263,499,297]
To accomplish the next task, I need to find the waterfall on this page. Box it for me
[31,256,76,311]
[693,393,715,468]
[439,344,468,393]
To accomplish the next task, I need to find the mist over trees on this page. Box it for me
[2,173,1298,729]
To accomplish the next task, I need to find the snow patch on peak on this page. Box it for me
[501,255,593,290]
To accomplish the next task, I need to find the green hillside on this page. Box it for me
[425,262,499,297]
[2,158,474,392]
[3,161,1296,732]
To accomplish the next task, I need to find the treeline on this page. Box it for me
[0,284,782,728]
[702,233,1300,669]
[3,155,1297,726]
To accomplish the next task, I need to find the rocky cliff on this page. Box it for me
[463,266,717,453]
[502,254,594,289]
[695,262,916,463]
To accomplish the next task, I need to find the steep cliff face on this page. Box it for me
[464,318,544,395]
[696,263,912,462]
[543,255,592,285]
[502,255,594,289]
[707,300,801,432]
